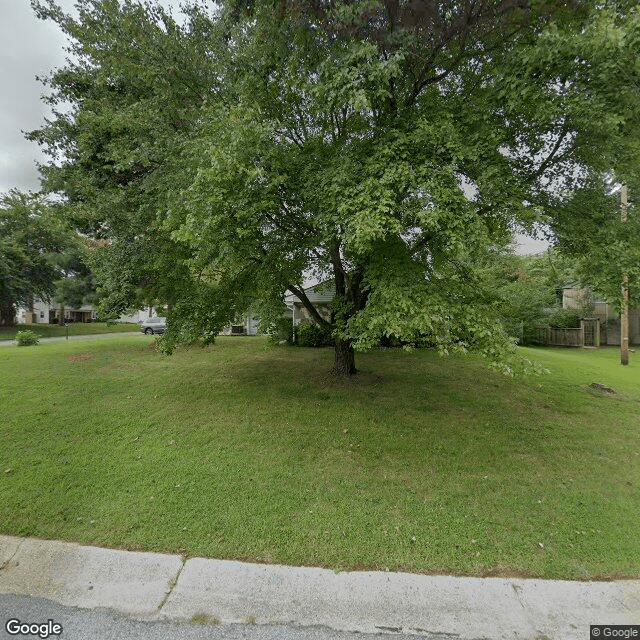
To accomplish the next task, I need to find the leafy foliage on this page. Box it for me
[0,191,68,326]
[52,242,96,311]
[15,330,41,346]
[546,7,640,310]
[28,0,640,373]
[554,181,640,312]
[267,315,295,345]
[29,0,220,321]
[546,307,592,329]
[295,322,333,348]
[491,250,581,343]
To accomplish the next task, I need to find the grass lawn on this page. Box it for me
[0,337,638,580]
[0,322,138,341]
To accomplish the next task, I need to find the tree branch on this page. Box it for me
[532,126,570,180]
[288,282,333,329]
[332,242,346,299]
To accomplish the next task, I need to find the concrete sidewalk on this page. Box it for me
[1,535,638,639]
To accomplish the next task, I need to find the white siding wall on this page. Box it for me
[16,299,141,324]
[118,309,150,323]
[16,299,50,324]
[35,300,49,323]
[245,315,259,336]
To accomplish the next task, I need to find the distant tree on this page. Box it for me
[0,191,67,326]
[30,0,639,374]
[548,6,640,312]
[29,0,216,323]
[51,241,97,322]
[553,180,640,313]
[491,250,580,342]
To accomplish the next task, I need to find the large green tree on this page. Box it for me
[0,191,67,326]
[31,0,637,373]
[554,181,640,313]
[29,0,218,321]
[545,5,640,313]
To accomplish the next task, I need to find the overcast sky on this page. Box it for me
[1,0,549,255]
[1,0,68,194]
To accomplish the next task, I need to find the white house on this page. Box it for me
[16,300,97,325]
[284,280,335,326]
[15,297,263,335]
[15,299,153,325]
[219,314,260,336]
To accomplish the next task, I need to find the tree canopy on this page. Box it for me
[490,248,582,342]
[544,5,640,313]
[29,0,640,373]
[0,190,68,325]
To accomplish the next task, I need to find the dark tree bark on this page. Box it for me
[332,336,356,375]
[0,300,16,326]
[327,249,368,376]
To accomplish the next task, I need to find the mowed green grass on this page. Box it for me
[1,337,638,580]
[0,322,138,341]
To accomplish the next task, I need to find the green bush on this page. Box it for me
[267,316,295,345]
[15,330,41,346]
[547,307,590,328]
[295,322,333,347]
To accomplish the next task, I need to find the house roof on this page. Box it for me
[285,280,335,305]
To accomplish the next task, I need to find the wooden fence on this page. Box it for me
[534,327,584,347]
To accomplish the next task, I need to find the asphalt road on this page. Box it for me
[0,595,447,640]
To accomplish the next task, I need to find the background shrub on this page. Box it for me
[547,307,592,328]
[268,316,294,345]
[15,330,41,346]
[295,322,333,347]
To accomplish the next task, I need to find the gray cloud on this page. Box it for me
[513,233,551,256]
[0,1,71,193]
[0,0,183,194]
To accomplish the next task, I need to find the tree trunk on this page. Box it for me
[332,337,356,376]
[0,300,16,326]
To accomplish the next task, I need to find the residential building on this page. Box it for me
[284,280,335,326]
[562,285,640,345]
[219,315,260,336]
[16,300,97,325]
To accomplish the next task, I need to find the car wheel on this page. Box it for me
[145,328,153,335]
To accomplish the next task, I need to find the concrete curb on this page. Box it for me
[0,536,181,617]
[1,535,639,638]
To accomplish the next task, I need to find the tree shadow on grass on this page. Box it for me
[190,345,582,474]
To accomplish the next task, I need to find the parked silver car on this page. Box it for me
[140,317,166,335]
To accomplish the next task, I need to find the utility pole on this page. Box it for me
[621,184,629,366]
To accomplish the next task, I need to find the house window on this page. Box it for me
[40,311,44,318]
